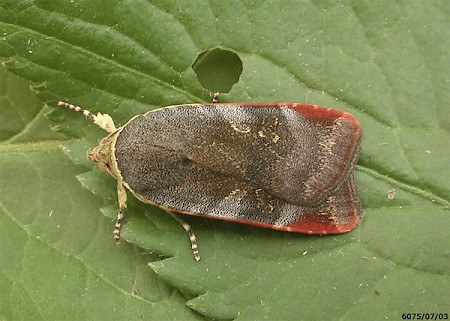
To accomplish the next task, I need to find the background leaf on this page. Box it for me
[1,1,449,321]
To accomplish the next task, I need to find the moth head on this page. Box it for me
[88,132,121,180]
[56,102,123,181]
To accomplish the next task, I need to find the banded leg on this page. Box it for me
[114,181,128,244]
[166,211,200,261]
[211,92,220,103]
[57,101,117,133]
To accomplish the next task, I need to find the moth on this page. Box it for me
[57,101,361,261]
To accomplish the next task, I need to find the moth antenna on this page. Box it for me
[57,101,117,133]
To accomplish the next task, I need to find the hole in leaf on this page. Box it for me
[192,48,243,93]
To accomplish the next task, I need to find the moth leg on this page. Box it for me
[114,181,127,244]
[57,101,117,133]
[166,210,201,261]
[211,92,220,103]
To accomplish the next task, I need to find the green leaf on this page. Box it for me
[1,1,449,321]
